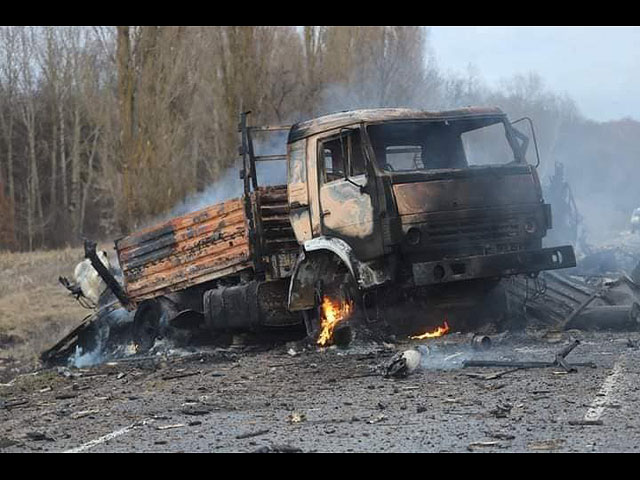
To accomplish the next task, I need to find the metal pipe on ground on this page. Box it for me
[471,335,492,350]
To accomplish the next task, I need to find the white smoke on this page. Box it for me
[416,343,476,370]
[152,130,289,224]
[67,308,136,368]
[68,326,109,368]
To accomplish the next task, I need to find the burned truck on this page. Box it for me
[49,107,576,361]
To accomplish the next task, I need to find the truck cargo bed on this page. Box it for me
[116,197,252,303]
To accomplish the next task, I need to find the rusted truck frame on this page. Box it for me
[55,107,577,355]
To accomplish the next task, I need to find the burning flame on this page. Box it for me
[317,296,353,347]
[410,320,450,340]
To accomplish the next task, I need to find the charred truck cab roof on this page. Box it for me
[287,107,575,291]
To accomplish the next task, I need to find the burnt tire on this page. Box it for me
[304,269,360,348]
[132,297,178,352]
[132,301,163,352]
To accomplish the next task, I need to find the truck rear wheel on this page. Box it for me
[132,296,186,352]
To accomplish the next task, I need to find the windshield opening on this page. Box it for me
[366,117,522,172]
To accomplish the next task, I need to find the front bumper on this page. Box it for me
[412,245,576,286]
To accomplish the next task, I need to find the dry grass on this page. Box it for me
[0,247,92,376]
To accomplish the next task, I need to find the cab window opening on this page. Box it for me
[367,117,523,172]
[319,129,366,184]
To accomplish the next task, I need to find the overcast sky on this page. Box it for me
[428,26,640,122]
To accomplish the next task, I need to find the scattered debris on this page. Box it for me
[26,431,55,442]
[489,402,512,418]
[463,339,595,372]
[156,424,186,431]
[464,368,520,380]
[70,409,100,420]
[468,441,500,451]
[252,444,303,453]
[528,439,565,451]
[55,392,79,400]
[181,405,213,416]
[559,286,605,330]
[236,429,270,440]
[162,370,202,381]
[287,412,306,424]
[568,304,640,331]
[56,366,81,378]
[0,378,16,388]
[367,414,387,424]
[0,437,20,449]
[485,431,515,441]
[507,269,640,332]
[384,349,422,378]
[471,335,492,351]
[568,419,603,426]
[444,352,464,362]
[542,330,564,343]
[1,399,28,409]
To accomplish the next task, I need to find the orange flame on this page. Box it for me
[317,296,353,347]
[410,320,450,340]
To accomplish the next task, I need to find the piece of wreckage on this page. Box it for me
[504,264,640,332]
[43,107,580,365]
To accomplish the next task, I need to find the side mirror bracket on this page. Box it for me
[511,117,541,168]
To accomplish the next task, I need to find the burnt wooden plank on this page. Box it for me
[117,197,252,303]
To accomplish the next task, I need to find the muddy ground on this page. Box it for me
[2,329,639,453]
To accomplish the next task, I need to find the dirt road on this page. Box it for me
[1,330,639,453]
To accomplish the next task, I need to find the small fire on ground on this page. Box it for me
[317,296,353,347]
[410,319,450,340]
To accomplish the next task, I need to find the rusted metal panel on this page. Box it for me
[116,198,252,303]
[393,173,539,216]
[318,176,383,261]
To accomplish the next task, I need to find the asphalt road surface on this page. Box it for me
[1,330,639,453]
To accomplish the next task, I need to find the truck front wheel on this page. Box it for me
[302,272,359,348]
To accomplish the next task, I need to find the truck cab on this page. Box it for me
[286,107,575,315]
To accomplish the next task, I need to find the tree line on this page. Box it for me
[0,26,637,251]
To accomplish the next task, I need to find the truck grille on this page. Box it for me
[424,214,521,246]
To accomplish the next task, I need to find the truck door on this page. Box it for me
[317,128,383,260]
[288,139,313,242]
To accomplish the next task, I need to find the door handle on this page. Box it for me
[321,209,331,217]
